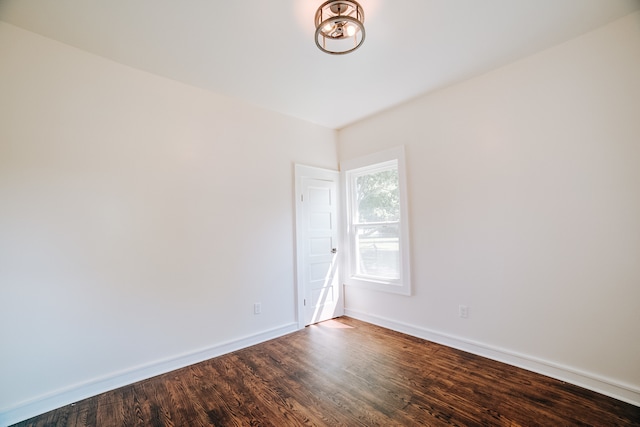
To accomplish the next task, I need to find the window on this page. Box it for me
[342,146,411,295]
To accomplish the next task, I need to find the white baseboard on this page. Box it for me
[0,322,299,427]
[344,308,640,407]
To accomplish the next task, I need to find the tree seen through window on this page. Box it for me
[353,166,400,279]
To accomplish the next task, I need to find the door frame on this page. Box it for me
[294,164,342,329]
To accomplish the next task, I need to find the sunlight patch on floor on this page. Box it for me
[316,319,354,329]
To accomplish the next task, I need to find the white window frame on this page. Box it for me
[341,146,411,295]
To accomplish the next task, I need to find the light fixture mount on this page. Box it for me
[315,0,365,55]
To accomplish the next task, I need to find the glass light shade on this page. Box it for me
[315,0,365,55]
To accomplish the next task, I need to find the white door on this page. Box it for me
[295,165,342,327]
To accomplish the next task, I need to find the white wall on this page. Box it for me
[0,22,337,420]
[339,12,640,404]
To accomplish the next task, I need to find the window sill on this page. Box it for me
[344,276,411,296]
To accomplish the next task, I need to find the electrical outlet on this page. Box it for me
[459,305,469,319]
[254,303,262,315]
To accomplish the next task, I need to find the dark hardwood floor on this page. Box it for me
[13,317,639,426]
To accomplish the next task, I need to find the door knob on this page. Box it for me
[331,248,337,253]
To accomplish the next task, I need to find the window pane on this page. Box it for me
[356,224,400,279]
[355,168,399,223]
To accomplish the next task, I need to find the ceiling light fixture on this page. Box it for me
[315,0,365,55]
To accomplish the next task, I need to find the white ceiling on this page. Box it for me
[1,0,639,129]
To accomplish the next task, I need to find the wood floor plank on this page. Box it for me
[11,317,640,426]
